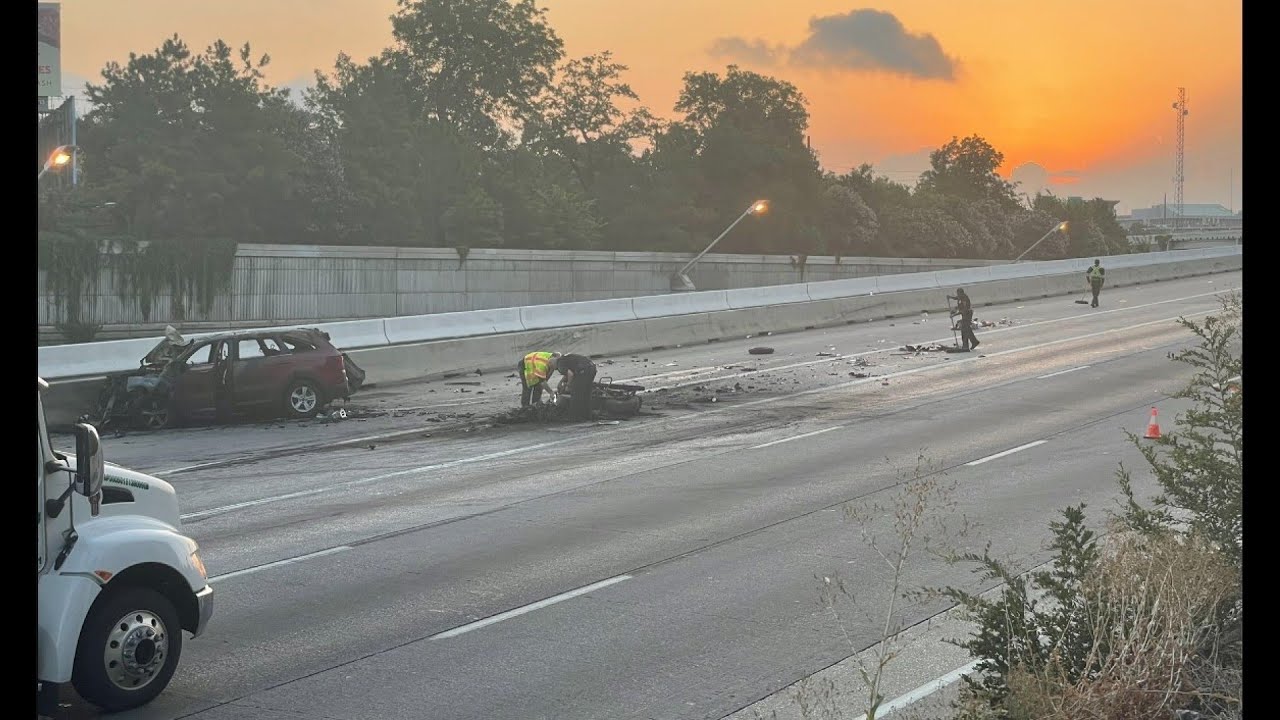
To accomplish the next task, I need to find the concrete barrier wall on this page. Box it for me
[39,248,1241,426]
[39,244,1003,341]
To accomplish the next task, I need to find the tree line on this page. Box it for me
[40,0,1135,307]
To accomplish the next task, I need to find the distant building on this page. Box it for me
[1122,203,1241,230]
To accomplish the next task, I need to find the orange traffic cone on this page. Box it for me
[1143,407,1162,439]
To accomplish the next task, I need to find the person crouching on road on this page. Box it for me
[947,288,980,352]
[519,351,560,407]
[555,353,598,421]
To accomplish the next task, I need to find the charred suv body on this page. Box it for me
[39,377,213,712]
[90,325,366,430]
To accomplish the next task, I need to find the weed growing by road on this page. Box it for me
[938,291,1243,720]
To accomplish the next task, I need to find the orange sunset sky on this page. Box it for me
[52,0,1242,215]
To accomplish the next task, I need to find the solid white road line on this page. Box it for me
[180,438,576,520]
[751,426,843,450]
[430,575,633,641]
[207,546,352,583]
[1037,365,1091,379]
[966,440,1047,466]
[855,660,981,720]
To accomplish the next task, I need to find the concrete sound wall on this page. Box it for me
[38,247,1241,426]
[38,244,1001,343]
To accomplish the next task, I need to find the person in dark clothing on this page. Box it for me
[947,288,980,352]
[1086,259,1106,308]
[556,353,597,421]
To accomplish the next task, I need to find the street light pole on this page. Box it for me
[1013,221,1068,263]
[38,144,77,180]
[671,200,768,291]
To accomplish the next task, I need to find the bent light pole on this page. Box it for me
[671,200,768,291]
[1013,220,1068,263]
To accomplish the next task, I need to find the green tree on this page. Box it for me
[818,182,879,258]
[917,135,1020,209]
[1032,194,1131,258]
[308,53,486,246]
[670,65,824,254]
[73,36,307,319]
[522,51,657,196]
[441,186,505,248]
[1010,208,1070,260]
[388,0,564,147]
[877,203,974,258]
[835,164,913,219]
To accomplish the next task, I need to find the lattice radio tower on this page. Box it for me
[1172,88,1189,228]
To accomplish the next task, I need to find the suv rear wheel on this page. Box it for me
[283,378,322,419]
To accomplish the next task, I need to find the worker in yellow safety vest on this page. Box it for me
[519,351,560,407]
[1086,259,1106,308]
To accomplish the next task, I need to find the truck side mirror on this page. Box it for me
[72,423,104,498]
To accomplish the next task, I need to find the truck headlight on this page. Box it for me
[191,550,208,580]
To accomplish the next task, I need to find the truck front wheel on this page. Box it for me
[72,587,183,712]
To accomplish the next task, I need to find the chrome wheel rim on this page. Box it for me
[103,609,168,691]
[290,385,318,413]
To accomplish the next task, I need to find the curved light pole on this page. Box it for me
[1013,220,1068,263]
[671,200,768,291]
[39,144,78,180]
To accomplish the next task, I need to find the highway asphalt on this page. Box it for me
[45,272,1240,720]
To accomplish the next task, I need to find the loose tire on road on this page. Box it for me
[284,378,322,419]
[72,587,183,712]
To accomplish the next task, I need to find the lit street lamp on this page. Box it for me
[671,200,769,291]
[1013,220,1068,263]
[39,144,78,180]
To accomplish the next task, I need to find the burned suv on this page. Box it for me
[90,326,366,431]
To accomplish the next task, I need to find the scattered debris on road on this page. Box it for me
[901,343,951,353]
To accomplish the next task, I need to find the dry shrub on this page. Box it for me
[995,529,1240,720]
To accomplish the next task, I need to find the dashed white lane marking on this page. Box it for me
[430,575,633,641]
[207,546,352,583]
[179,438,576,521]
[751,426,843,450]
[1037,365,1091,379]
[179,308,1217,520]
[158,459,228,475]
[855,660,981,720]
[966,440,1047,466]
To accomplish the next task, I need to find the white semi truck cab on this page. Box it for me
[38,377,213,712]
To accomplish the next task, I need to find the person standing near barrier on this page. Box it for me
[555,353,598,421]
[947,288,980,352]
[519,351,559,407]
[1087,259,1106,308]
